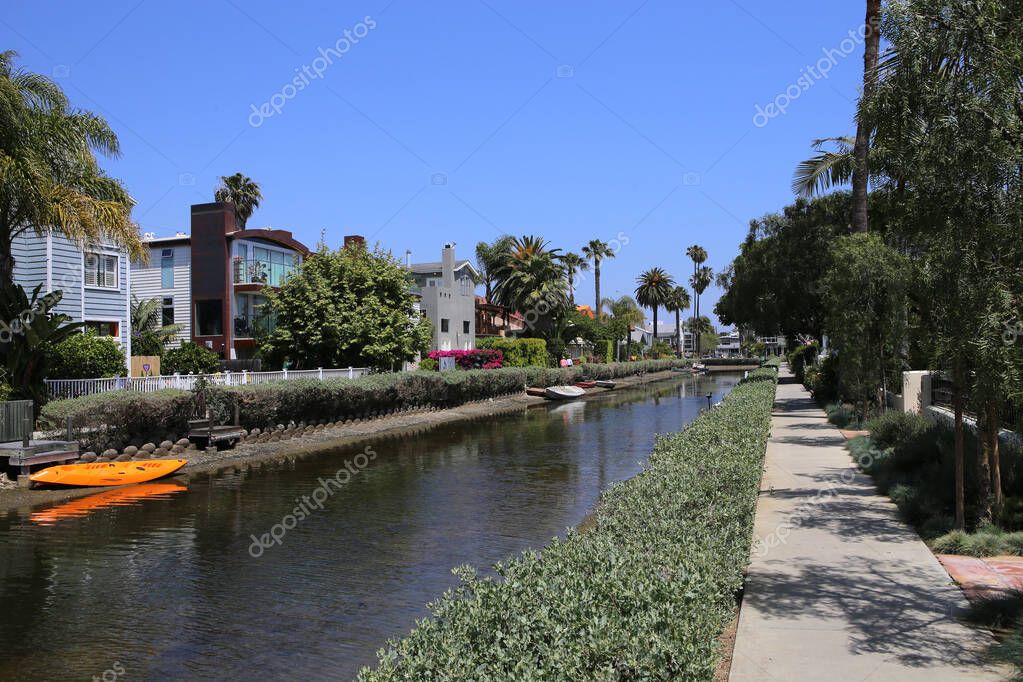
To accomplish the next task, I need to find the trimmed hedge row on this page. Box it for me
[476,337,548,367]
[358,367,779,680]
[39,360,688,451]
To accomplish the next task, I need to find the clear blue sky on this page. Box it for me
[3,1,864,326]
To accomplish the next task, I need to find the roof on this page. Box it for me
[409,259,480,278]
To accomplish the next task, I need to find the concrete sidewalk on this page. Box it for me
[729,369,1006,681]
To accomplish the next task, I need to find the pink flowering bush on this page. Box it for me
[427,349,503,370]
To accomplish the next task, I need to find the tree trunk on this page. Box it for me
[675,309,681,357]
[976,403,993,526]
[988,399,1004,520]
[952,372,966,531]
[594,261,601,318]
[652,307,658,353]
[852,0,881,233]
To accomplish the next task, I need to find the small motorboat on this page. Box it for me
[594,380,616,389]
[545,385,586,400]
[691,363,708,373]
[29,459,188,488]
[526,387,547,397]
[574,380,597,389]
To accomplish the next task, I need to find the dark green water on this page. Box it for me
[0,374,739,681]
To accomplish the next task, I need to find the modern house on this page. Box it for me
[631,322,695,355]
[12,231,132,364]
[409,244,479,351]
[132,202,310,359]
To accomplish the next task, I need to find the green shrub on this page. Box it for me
[930,529,970,555]
[47,332,125,379]
[477,338,548,367]
[162,342,220,375]
[418,357,437,371]
[864,411,930,451]
[804,354,838,402]
[597,339,613,364]
[787,342,819,383]
[825,402,857,428]
[358,368,778,680]
[39,389,194,452]
[701,357,760,366]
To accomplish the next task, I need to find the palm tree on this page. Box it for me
[852,0,882,233]
[689,266,713,356]
[664,286,691,357]
[686,246,708,355]
[492,236,567,335]
[130,296,182,356]
[634,268,675,349]
[214,173,262,228]
[603,295,644,360]
[582,239,616,318]
[0,50,144,289]
[475,235,514,303]
[562,252,589,306]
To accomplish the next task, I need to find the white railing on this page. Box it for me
[45,366,371,400]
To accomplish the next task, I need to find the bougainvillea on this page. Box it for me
[427,349,503,370]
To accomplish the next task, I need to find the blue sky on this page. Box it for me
[3,1,864,326]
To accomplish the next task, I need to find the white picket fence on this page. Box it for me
[45,367,371,400]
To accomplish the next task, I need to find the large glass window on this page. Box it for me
[84,252,118,289]
[161,248,174,288]
[162,297,174,327]
[195,300,223,336]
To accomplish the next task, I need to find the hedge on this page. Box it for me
[358,366,778,680]
[39,360,688,450]
[477,338,548,367]
[47,332,126,379]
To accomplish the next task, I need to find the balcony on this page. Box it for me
[233,257,297,288]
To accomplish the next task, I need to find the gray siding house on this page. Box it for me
[409,244,479,351]
[131,234,191,347]
[12,231,131,364]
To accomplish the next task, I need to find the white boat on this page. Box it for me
[545,385,586,400]
[594,380,616,389]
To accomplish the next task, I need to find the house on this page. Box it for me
[631,322,695,354]
[132,202,310,359]
[716,330,742,357]
[475,296,525,337]
[408,244,479,351]
[12,230,132,365]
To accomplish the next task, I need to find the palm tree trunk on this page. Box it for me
[675,309,681,357]
[852,0,881,233]
[594,261,601,318]
[652,307,658,353]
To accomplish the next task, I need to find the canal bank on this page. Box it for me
[0,369,690,513]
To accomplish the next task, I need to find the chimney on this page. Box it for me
[442,242,456,288]
[344,235,366,249]
[191,202,237,236]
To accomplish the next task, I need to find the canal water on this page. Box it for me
[0,373,740,681]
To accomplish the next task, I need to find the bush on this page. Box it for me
[649,340,674,359]
[597,339,613,364]
[47,332,125,379]
[427,349,503,370]
[357,367,778,680]
[804,354,838,403]
[787,342,819,383]
[701,357,760,366]
[162,342,220,375]
[824,402,857,428]
[418,358,437,371]
[864,411,930,451]
[39,389,194,452]
[477,338,548,367]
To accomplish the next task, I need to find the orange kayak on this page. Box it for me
[29,459,188,487]
[30,483,188,524]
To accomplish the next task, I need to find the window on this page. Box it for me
[462,320,470,334]
[440,318,449,333]
[161,249,174,288]
[162,297,175,327]
[195,300,223,336]
[84,252,118,289]
[85,321,119,337]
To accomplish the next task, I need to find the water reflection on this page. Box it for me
[0,373,739,681]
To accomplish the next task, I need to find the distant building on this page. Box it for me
[716,331,741,357]
[408,244,479,351]
[630,322,695,355]
[132,202,310,359]
[13,231,132,366]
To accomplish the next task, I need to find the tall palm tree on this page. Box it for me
[685,246,708,355]
[215,173,262,228]
[582,239,616,318]
[603,295,645,361]
[562,252,589,306]
[634,268,675,349]
[664,286,691,357]
[689,266,713,356]
[492,235,567,334]
[0,50,144,288]
[852,0,883,233]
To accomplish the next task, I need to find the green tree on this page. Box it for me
[664,286,691,357]
[492,236,567,337]
[562,252,589,306]
[475,235,514,303]
[162,342,220,375]
[214,172,262,228]
[689,266,713,356]
[48,331,126,380]
[130,296,182,356]
[0,51,144,289]
[602,295,644,360]
[261,241,431,370]
[851,0,882,233]
[582,239,616,318]
[634,268,675,347]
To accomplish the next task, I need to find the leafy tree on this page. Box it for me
[474,235,514,303]
[562,252,589,306]
[634,267,675,345]
[162,342,221,375]
[130,296,182,356]
[602,295,644,360]
[48,331,126,380]
[491,236,567,337]
[261,241,431,370]
[0,51,144,290]
[689,266,713,355]
[582,239,616,317]
[214,172,262,228]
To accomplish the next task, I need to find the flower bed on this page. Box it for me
[357,367,778,680]
[427,349,503,369]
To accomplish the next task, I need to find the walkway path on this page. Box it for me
[729,369,1006,681]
